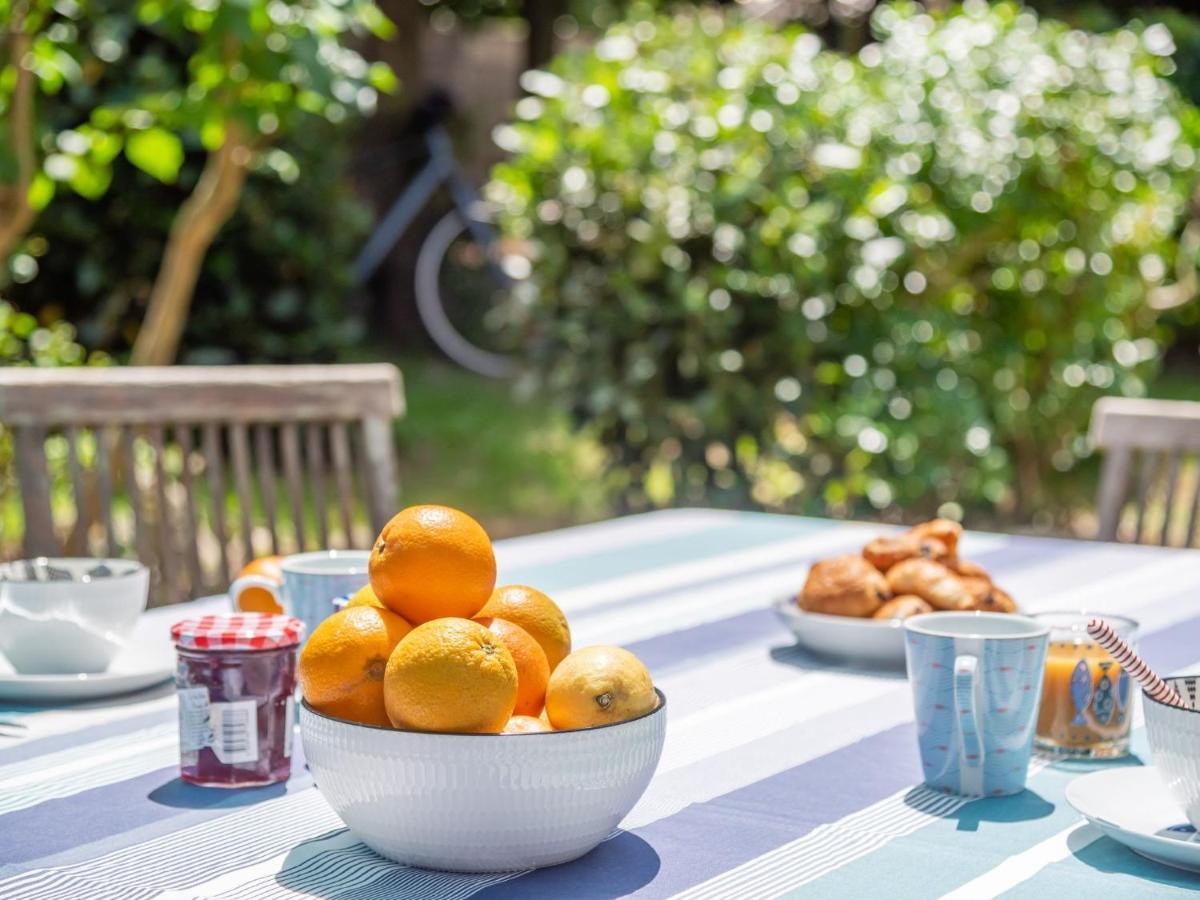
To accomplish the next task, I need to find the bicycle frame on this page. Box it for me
[351,127,505,288]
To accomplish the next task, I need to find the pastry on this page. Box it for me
[885,558,973,611]
[911,519,962,560]
[799,555,890,617]
[973,584,1018,613]
[950,558,989,579]
[863,533,949,572]
[873,595,933,620]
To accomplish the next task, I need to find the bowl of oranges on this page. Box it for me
[298,505,667,873]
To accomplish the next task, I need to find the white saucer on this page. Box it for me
[772,595,906,667]
[0,632,174,703]
[1066,766,1200,874]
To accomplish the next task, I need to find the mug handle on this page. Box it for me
[953,654,983,790]
[229,574,284,613]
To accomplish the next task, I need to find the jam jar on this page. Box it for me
[171,613,306,787]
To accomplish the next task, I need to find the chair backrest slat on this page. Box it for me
[1,365,403,604]
[304,423,330,550]
[175,424,205,597]
[329,422,356,545]
[279,422,307,551]
[94,426,117,557]
[14,426,54,555]
[119,426,147,565]
[228,423,256,566]
[253,424,280,556]
[1090,397,1200,548]
[202,422,231,585]
[64,425,89,556]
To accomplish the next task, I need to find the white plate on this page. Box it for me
[0,630,174,703]
[771,595,906,667]
[1066,766,1200,874]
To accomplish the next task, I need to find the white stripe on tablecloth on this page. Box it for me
[937,822,1102,900]
[0,723,177,815]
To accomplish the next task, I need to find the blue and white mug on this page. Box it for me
[904,612,1050,797]
[229,550,369,641]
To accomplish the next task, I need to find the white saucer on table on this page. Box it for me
[1066,766,1200,874]
[771,595,906,667]
[0,625,175,703]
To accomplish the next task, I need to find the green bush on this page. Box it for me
[488,1,1200,522]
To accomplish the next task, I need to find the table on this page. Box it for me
[2,509,1200,898]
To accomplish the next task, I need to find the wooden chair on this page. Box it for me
[1089,396,1200,547]
[0,364,404,605]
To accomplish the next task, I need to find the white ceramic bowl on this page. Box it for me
[772,595,906,667]
[0,558,149,675]
[1144,675,1200,828]
[301,689,667,872]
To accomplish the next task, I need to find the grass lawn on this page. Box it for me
[392,357,611,539]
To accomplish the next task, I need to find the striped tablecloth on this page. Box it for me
[3,509,1200,899]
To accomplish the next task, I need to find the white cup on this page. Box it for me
[0,558,149,674]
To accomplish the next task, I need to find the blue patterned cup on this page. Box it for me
[230,550,369,641]
[904,612,1050,797]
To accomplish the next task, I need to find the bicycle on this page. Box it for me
[351,93,520,378]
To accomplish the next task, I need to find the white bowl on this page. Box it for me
[1144,675,1200,828]
[0,558,149,675]
[300,689,667,872]
[772,595,906,667]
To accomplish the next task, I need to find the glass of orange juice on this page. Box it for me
[1032,612,1138,758]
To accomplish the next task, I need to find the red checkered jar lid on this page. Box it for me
[171,613,306,651]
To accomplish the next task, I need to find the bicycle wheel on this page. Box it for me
[414,209,519,378]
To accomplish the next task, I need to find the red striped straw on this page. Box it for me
[1087,618,1188,709]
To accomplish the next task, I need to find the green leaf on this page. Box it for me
[367,62,398,94]
[125,128,184,183]
[26,173,56,211]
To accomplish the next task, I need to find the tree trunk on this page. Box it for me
[0,12,37,273]
[523,0,562,72]
[130,124,251,366]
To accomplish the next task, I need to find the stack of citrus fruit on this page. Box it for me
[298,504,658,735]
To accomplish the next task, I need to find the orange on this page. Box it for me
[545,646,657,730]
[383,618,517,733]
[474,616,550,716]
[345,583,383,609]
[299,606,413,727]
[369,505,496,625]
[234,555,284,613]
[503,715,551,734]
[476,585,571,671]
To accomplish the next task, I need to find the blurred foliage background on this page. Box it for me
[3,0,1200,539]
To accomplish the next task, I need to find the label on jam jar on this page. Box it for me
[178,687,213,753]
[210,700,259,765]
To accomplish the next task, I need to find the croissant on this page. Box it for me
[862,534,950,573]
[873,595,933,620]
[800,555,890,618]
[886,558,973,611]
[950,558,989,579]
